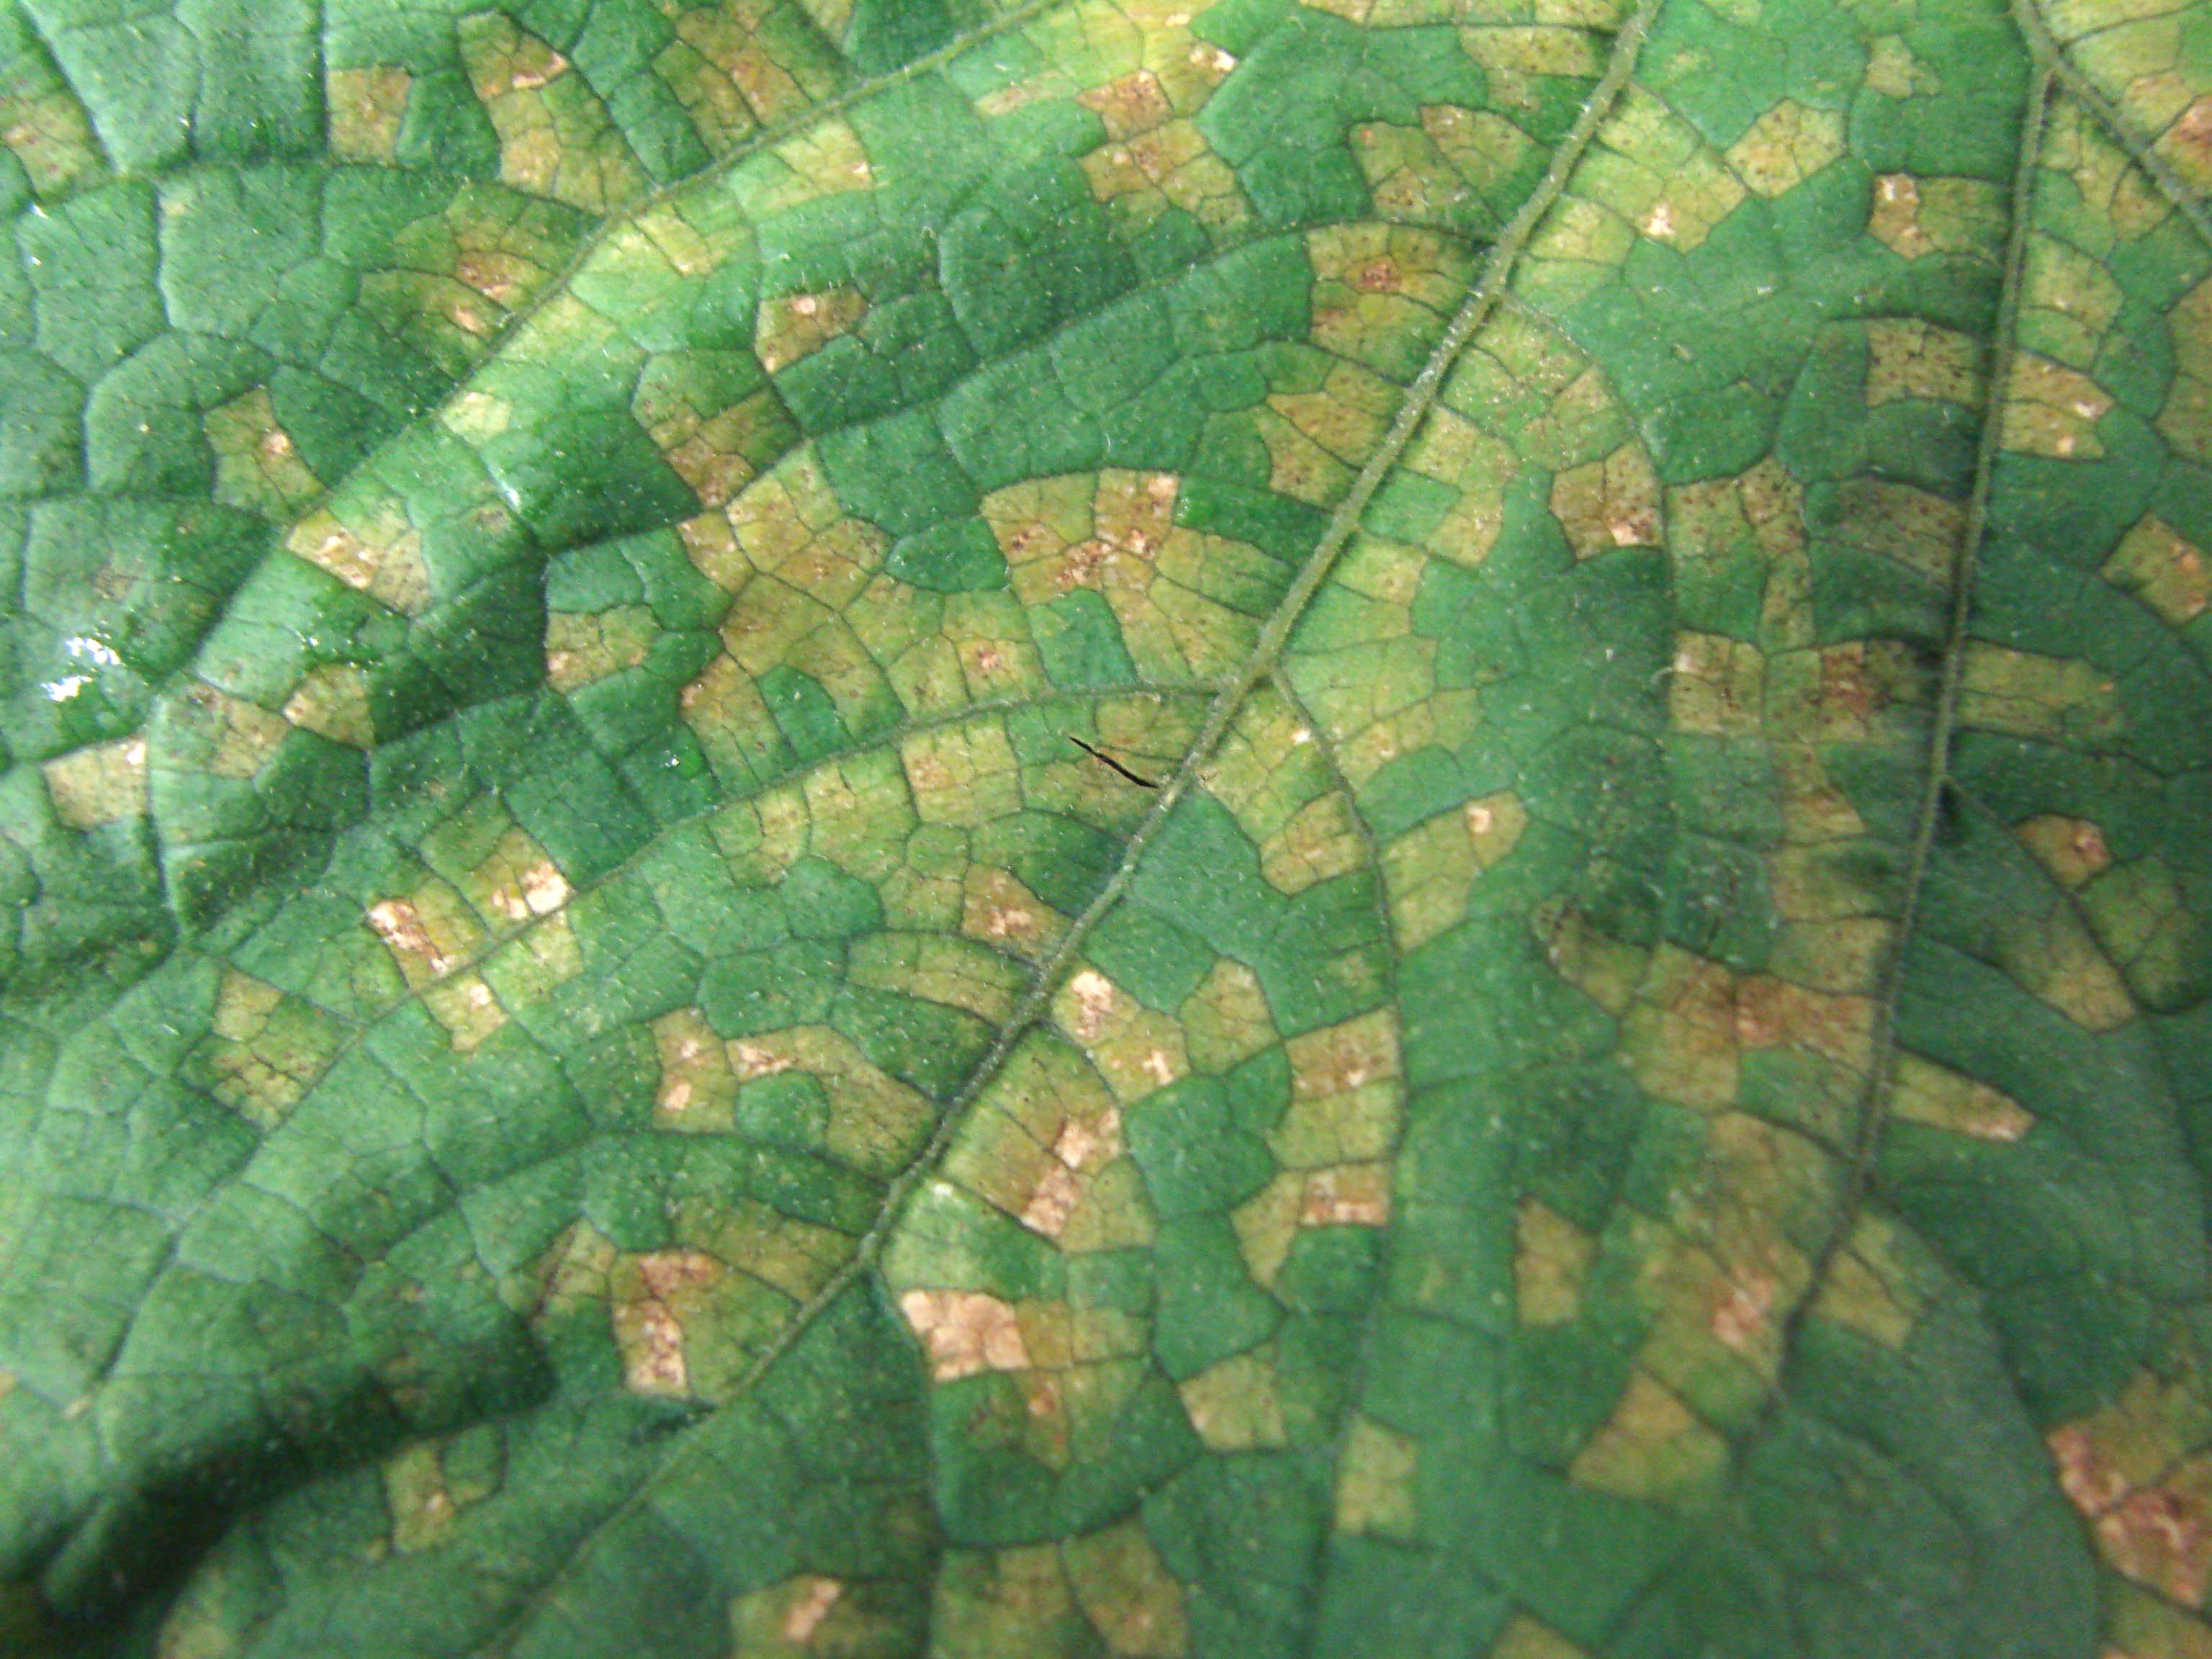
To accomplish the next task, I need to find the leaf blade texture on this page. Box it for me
[0,0,2208,1653]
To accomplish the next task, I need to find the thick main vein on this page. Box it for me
[2008,0,2212,247]
[1748,63,2056,1451]
[489,1,1670,1642]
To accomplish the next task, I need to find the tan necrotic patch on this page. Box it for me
[459,12,647,211]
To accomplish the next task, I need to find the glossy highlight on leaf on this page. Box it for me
[0,0,2208,1653]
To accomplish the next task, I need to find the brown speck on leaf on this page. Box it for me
[1710,1272,1777,1350]
[1352,257,1401,292]
[782,1576,842,1640]
[1067,968,1118,1042]
[367,899,453,974]
[897,1288,1029,1380]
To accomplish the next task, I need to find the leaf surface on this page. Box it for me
[1,0,2210,1653]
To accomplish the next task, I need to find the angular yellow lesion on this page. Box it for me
[2160,277,2212,463]
[381,1430,502,1554]
[1493,1617,1593,1659]
[1958,644,2123,742]
[2097,1581,2212,1659]
[42,737,148,829]
[1274,1010,1402,1169]
[2079,855,2202,1011]
[721,1025,934,1174]
[755,285,867,374]
[948,1038,1149,1251]
[610,1247,725,1397]
[653,0,835,158]
[2024,235,2124,369]
[1534,899,1650,1015]
[1257,789,1367,896]
[1079,75,1249,240]
[361,184,585,374]
[1864,318,1984,408]
[205,387,323,519]
[1997,900,2137,1030]
[1308,221,1473,349]
[281,662,374,747]
[2003,353,2115,459]
[196,969,344,1130]
[1569,1370,1729,1501]
[1334,1415,1418,1539]
[1179,958,1277,1072]
[1550,441,1661,557]
[423,971,506,1051]
[727,1573,860,1653]
[328,66,412,164]
[1810,1212,1930,1347]
[2049,1354,2212,1609]
[1867,173,2007,263]
[1725,99,1845,196]
[2017,812,2113,889]
[1561,89,1745,256]
[961,866,1069,960]
[457,11,647,212]
[546,604,657,693]
[2103,515,2210,626]
[365,878,484,989]
[1889,1051,2033,1142]
[1352,104,1538,229]
[1053,966,1191,1103]
[1514,1197,1598,1326]
[0,45,104,196]
[1863,34,1938,97]
[1063,1519,1192,1658]
[850,931,1023,1024]
[900,721,1021,827]
[653,1006,739,1131]
[1179,1347,1288,1451]
[170,681,291,779]
[898,1287,1031,1381]
[729,119,874,215]
[1669,631,1766,737]
[1381,790,1529,951]
[287,493,434,616]
[634,358,796,509]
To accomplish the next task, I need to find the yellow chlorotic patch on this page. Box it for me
[328,66,411,164]
[1179,1348,1289,1451]
[2103,515,2211,626]
[1515,1197,1599,1326]
[2050,1356,2212,1608]
[1334,1416,1419,1538]
[1889,1051,2034,1141]
[458,12,646,212]
[282,662,375,747]
[195,970,344,1130]
[287,498,433,616]
[2004,353,2115,459]
[170,682,290,779]
[205,387,323,519]
[1958,644,2122,743]
[1569,1370,1730,1501]
[755,286,868,374]
[1865,318,1984,408]
[1550,441,1663,557]
[42,737,148,829]
[1725,100,1845,196]
[1867,173,2008,262]
[730,120,875,216]
[1061,1520,1192,1658]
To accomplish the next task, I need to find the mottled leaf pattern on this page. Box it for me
[1,0,2208,1655]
